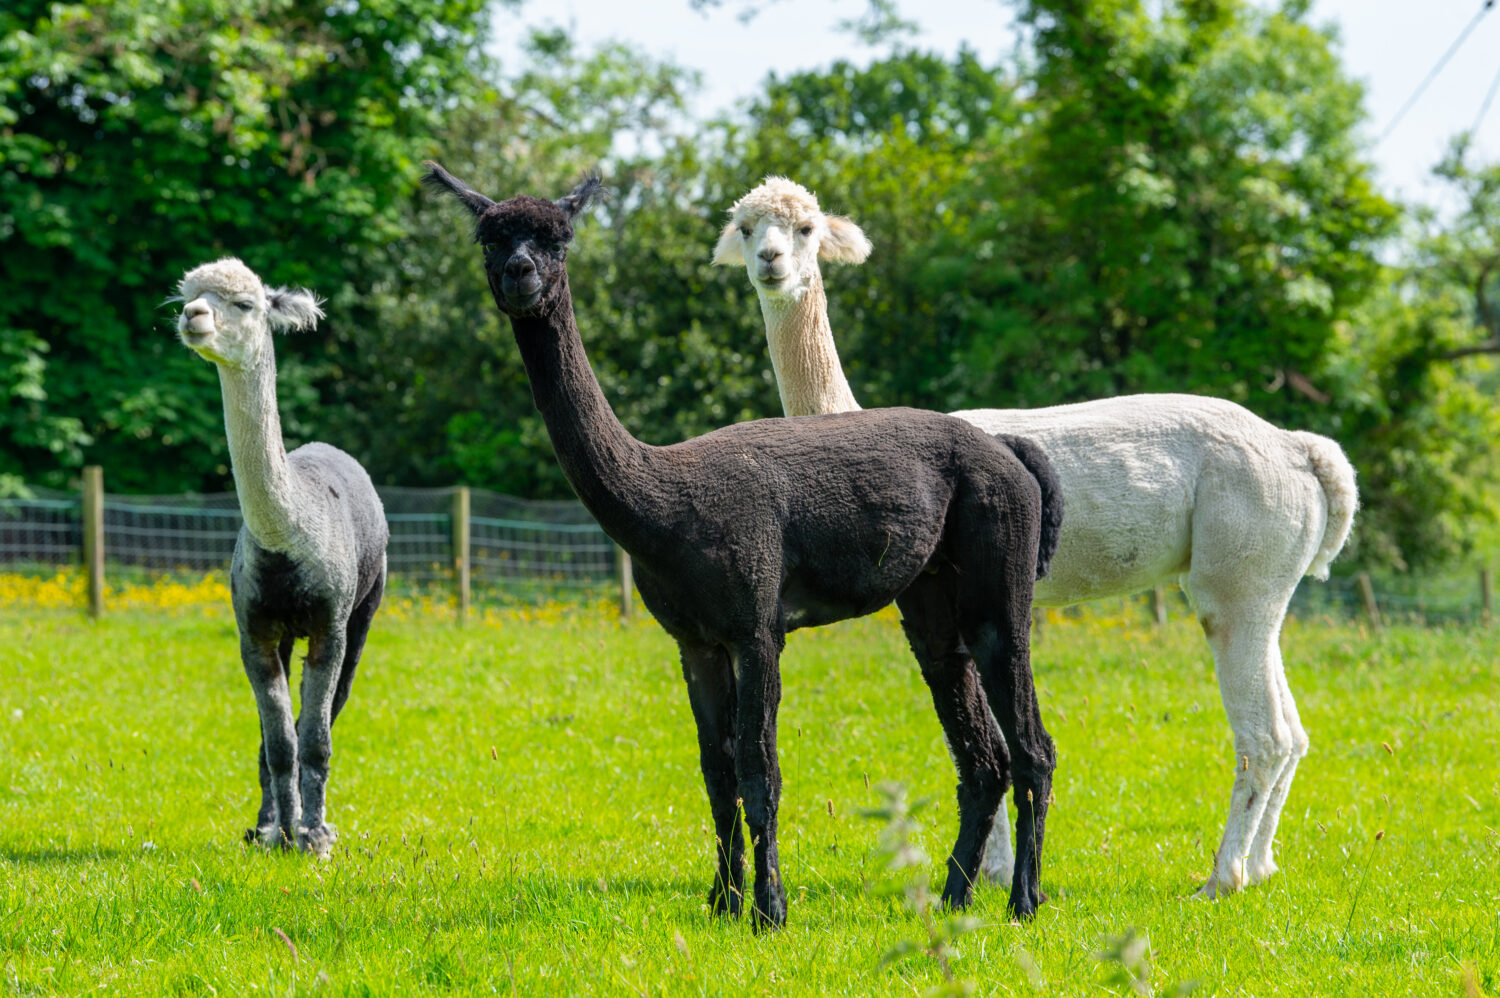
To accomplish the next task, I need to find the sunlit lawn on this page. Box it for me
[2,587,1497,995]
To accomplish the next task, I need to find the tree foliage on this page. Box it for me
[1,0,1495,572]
[0,0,492,491]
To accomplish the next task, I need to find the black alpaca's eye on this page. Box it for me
[552,241,567,253]
[799,225,813,236]
[482,243,497,256]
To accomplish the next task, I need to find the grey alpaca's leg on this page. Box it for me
[249,634,296,842]
[243,634,300,849]
[332,571,384,724]
[732,631,788,931]
[896,574,1009,912]
[680,641,744,917]
[956,549,1054,920]
[295,627,347,858]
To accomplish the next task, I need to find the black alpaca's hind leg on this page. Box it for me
[732,631,788,931]
[244,633,299,848]
[680,641,745,917]
[332,569,384,724]
[896,573,1009,911]
[962,610,1054,921]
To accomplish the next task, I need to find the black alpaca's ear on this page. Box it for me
[421,161,495,219]
[556,174,605,221]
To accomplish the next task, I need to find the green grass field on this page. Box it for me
[2,604,1497,995]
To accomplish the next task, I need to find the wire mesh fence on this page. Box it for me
[0,482,620,603]
[1,478,1493,623]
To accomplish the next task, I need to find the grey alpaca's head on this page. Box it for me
[422,162,603,318]
[174,257,324,371]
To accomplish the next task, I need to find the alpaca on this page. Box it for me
[424,163,1064,926]
[713,177,1360,899]
[175,258,388,858]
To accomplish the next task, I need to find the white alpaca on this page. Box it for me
[712,178,1359,898]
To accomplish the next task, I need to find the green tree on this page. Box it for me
[0,0,491,491]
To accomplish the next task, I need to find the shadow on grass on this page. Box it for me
[0,845,133,865]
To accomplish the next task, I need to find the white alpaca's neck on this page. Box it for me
[757,269,862,417]
[217,357,303,552]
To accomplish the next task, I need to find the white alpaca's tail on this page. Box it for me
[1291,430,1358,579]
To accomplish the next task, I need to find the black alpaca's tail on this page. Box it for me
[994,433,1064,580]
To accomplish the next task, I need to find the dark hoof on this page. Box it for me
[750,884,788,933]
[708,880,743,918]
[1007,887,1047,921]
[940,869,976,910]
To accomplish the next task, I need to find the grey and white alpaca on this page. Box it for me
[175,258,388,857]
[714,178,1362,896]
[424,164,1064,927]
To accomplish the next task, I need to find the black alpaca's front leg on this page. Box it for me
[242,634,300,849]
[966,618,1055,920]
[896,578,1010,911]
[294,627,348,858]
[680,642,744,916]
[733,633,788,931]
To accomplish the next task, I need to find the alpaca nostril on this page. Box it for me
[506,256,536,279]
[758,249,781,263]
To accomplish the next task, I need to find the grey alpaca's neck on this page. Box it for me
[509,278,648,541]
[757,268,861,418]
[217,354,302,552]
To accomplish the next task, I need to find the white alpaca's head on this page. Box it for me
[174,257,324,370]
[711,177,871,300]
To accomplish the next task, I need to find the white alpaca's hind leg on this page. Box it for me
[981,797,1015,885]
[1245,664,1308,884]
[1187,588,1297,899]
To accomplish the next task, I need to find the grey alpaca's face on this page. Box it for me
[175,258,323,371]
[421,162,603,318]
[177,263,272,371]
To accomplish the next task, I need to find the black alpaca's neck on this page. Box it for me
[508,276,650,542]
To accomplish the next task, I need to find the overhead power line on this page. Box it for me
[1377,0,1496,146]
[1472,59,1500,138]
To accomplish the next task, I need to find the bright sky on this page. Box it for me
[491,0,1500,208]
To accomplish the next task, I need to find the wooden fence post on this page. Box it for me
[1356,571,1382,631]
[618,547,633,620]
[1480,567,1492,625]
[1150,583,1168,626]
[82,465,105,618]
[452,486,470,626]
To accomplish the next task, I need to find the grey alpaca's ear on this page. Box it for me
[266,287,325,332]
[421,161,496,219]
[711,221,744,266]
[819,215,872,265]
[556,175,605,221]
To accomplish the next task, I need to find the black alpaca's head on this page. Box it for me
[423,162,603,317]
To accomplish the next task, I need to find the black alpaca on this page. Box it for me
[425,165,1061,925]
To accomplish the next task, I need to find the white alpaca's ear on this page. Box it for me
[711,221,744,266]
[266,287,325,332]
[819,215,872,265]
